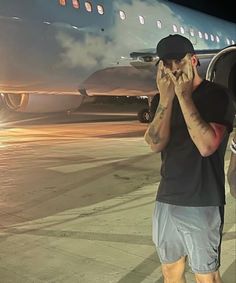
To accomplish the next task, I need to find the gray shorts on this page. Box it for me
[152,201,224,274]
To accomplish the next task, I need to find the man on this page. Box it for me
[227,131,236,198]
[144,34,235,283]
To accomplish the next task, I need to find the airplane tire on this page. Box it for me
[137,108,152,123]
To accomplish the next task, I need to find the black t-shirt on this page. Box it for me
[156,79,235,206]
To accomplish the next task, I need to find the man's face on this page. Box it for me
[162,54,193,78]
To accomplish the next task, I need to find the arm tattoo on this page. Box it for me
[190,112,209,135]
[155,104,168,119]
[148,125,162,144]
[147,104,168,144]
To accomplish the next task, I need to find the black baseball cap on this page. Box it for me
[156,34,195,61]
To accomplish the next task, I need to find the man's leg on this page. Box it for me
[174,206,224,283]
[161,256,187,283]
[153,202,188,282]
[195,270,223,283]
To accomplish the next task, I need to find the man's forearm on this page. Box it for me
[178,97,223,156]
[144,101,173,152]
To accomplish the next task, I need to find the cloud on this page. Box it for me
[56,32,114,70]
[55,0,217,72]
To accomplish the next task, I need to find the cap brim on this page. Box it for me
[155,53,185,66]
[162,52,187,60]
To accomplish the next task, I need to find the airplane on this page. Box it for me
[0,0,235,123]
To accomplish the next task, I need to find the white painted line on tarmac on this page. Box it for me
[48,157,128,173]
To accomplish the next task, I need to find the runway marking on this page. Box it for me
[48,157,128,173]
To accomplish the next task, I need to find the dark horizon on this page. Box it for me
[168,0,236,24]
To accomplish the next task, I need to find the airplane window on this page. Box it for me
[226,38,230,45]
[190,29,194,37]
[72,25,79,30]
[119,10,126,20]
[156,20,162,29]
[97,5,104,15]
[180,26,185,34]
[172,24,178,33]
[204,33,209,40]
[85,1,92,12]
[72,0,79,9]
[216,35,220,43]
[198,31,203,38]
[139,15,145,25]
[59,0,66,6]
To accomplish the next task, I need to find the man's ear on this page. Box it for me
[191,55,198,66]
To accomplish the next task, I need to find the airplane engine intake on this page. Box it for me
[0,93,84,113]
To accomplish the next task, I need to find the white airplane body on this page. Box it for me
[0,0,235,119]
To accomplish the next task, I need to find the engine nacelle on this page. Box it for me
[0,93,84,113]
[206,45,236,105]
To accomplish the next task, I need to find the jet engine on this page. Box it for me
[0,93,84,114]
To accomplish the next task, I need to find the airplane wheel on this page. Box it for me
[137,108,152,123]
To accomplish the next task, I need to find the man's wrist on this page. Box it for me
[177,91,192,103]
[159,98,172,107]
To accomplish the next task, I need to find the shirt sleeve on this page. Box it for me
[201,86,236,133]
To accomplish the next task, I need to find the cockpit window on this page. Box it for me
[72,0,79,9]
[97,5,104,15]
[59,0,66,6]
[85,1,92,12]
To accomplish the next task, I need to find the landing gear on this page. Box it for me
[137,93,160,123]
[137,108,152,123]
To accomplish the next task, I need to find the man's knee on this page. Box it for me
[162,256,186,281]
[195,270,222,283]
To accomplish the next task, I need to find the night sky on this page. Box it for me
[168,0,236,24]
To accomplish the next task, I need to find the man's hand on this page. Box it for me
[167,57,194,100]
[156,61,175,103]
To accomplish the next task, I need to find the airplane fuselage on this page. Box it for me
[0,0,235,113]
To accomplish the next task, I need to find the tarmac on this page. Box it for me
[0,121,235,283]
